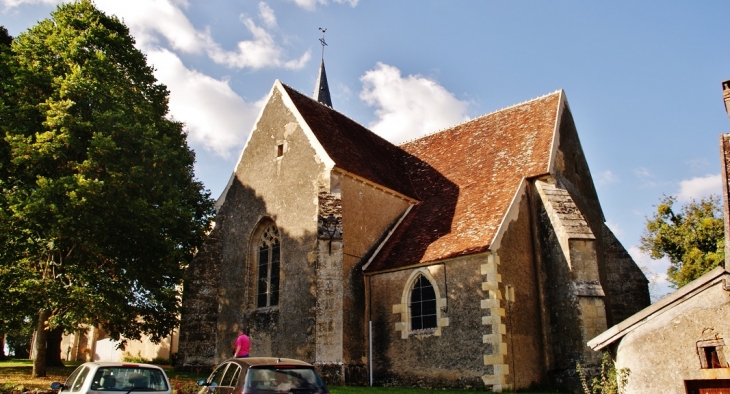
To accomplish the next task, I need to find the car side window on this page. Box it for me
[209,363,228,386]
[221,364,241,387]
[63,366,84,390]
[71,366,90,392]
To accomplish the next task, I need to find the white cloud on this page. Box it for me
[208,16,310,69]
[1,0,60,9]
[596,170,619,187]
[258,2,277,28]
[147,48,265,158]
[627,246,674,302]
[95,0,308,70]
[96,0,208,55]
[292,0,358,11]
[360,62,470,144]
[677,174,721,203]
[3,0,309,70]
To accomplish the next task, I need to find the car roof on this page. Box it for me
[79,362,164,370]
[225,357,314,368]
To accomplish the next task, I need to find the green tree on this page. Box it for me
[640,195,724,289]
[0,1,214,377]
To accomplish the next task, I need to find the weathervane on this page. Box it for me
[319,27,327,61]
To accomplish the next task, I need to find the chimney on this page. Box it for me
[723,80,730,120]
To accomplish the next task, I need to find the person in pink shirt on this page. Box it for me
[233,329,250,358]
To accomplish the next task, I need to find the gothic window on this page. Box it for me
[256,225,280,308]
[410,274,437,330]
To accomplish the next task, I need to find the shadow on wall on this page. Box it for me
[178,177,322,368]
[178,145,461,380]
[361,147,460,271]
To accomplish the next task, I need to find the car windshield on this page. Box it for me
[243,367,327,393]
[88,367,168,391]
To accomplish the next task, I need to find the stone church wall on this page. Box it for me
[339,174,411,381]
[550,105,649,330]
[177,225,223,366]
[536,103,648,390]
[368,257,491,389]
[532,186,588,390]
[599,223,651,323]
[178,89,328,368]
[494,193,546,389]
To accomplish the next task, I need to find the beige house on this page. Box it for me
[588,266,730,394]
[60,326,178,363]
[177,62,649,392]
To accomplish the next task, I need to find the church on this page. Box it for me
[176,59,650,392]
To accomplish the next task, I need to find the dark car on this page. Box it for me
[196,357,329,394]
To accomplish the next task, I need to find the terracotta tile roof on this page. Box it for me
[280,83,562,272]
[366,92,562,271]
[280,84,416,199]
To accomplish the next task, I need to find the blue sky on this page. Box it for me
[3,0,730,300]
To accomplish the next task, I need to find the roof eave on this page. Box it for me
[588,266,730,351]
[489,177,531,251]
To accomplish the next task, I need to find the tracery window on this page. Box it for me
[410,274,437,330]
[256,225,280,308]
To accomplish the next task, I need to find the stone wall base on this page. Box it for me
[315,363,369,386]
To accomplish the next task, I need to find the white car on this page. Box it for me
[51,362,172,394]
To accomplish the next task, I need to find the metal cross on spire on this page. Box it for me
[319,27,327,61]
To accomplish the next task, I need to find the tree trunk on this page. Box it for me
[0,332,5,360]
[46,326,64,367]
[32,309,51,378]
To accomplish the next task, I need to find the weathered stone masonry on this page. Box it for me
[177,81,650,393]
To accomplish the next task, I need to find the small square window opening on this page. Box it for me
[697,339,727,369]
[705,347,722,369]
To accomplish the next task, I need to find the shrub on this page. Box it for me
[577,352,630,394]
[169,377,200,394]
[122,352,149,363]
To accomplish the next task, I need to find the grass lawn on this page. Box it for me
[0,359,565,394]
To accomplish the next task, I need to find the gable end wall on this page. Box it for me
[179,88,328,368]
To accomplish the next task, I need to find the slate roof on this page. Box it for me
[312,60,332,107]
[367,92,562,271]
[279,83,562,272]
[281,83,416,199]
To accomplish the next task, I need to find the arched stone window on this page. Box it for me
[410,274,437,330]
[393,267,449,338]
[255,224,280,308]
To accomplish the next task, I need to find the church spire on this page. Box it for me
[313,28,332,108]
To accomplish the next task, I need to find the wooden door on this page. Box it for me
[686,379,730,394]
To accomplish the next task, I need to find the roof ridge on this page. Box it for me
[399,89,563,146]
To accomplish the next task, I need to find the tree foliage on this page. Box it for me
[640,195,724,288]
[0,1,214,375]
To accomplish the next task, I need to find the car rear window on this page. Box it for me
[243,366,327,393]
[89,366,169,391]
